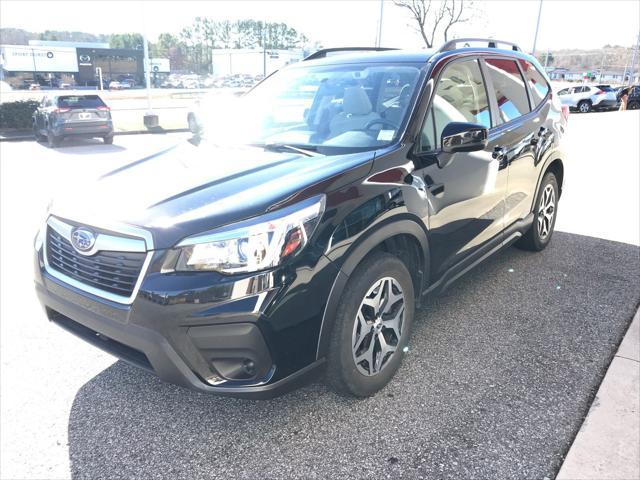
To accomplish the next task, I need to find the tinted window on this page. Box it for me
[484,58,530,124]
[57,95,106,109]
[419,59,490,152]
[520,60,550,107]
[596,85,614,92]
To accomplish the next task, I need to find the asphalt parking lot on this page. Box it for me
[1,111,639,479]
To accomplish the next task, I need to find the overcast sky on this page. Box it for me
[1,0,638,52]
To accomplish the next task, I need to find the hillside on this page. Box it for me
[534,45,636,72]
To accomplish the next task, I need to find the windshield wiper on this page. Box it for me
[254,143,320,157]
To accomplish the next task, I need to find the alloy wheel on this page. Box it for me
[579,102,590,113]
[352,277,405,376]
[537,184,555,239]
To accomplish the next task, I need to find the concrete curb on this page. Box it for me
[0,128,189,142]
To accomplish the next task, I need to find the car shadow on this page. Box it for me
[66,232,640,479]
[35,138,127,153]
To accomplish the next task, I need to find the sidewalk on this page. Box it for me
[557,307,640,480]
[0,126,188,142]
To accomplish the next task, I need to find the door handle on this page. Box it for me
[492,146,508,168]
[492,146,506,160]
[427,182,445,196]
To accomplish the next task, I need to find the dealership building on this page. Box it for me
[0,40,169,89]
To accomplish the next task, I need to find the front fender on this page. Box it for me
[316,216,429,360]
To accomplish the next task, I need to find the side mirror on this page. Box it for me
[441,122,488,154]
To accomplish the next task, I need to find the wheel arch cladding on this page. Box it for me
[545,158,564,196]
[316,219,429,360]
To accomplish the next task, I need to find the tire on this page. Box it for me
[515,172,559,252]
[47,129,61,148]
[577,100,591,113]
[33,123,45,142]
[326,252,415,397]
[103,135,114,144]
[628,101,640,110]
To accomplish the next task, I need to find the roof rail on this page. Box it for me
[436,38,522,53]
[303,47,399,61]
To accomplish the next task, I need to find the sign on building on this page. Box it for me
[150,58,170,73]
[0,45,79,72]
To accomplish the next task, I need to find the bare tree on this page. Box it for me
[393,0,471,48]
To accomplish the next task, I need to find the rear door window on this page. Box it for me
[57,95,106,109]
[519,60,550,107]
[484,58,531,124]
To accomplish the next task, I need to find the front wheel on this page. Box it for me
[628,101,640,110]
[515,172,558,251]
[33,123,45,142]
[326,252,415,397]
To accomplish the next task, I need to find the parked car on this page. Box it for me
[108,81,123,90]
[35,40,566,398]
[32,94,114,147]
[557,84,617,112]
[618,84,640,110]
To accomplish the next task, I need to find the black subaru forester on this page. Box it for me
[35,39,567,398]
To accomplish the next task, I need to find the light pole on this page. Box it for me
[531,0,543,56]
[142,34,158,128]
[376,0,384,48]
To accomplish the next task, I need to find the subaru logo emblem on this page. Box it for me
[71,228,96,252]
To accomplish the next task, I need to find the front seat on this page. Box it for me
[329,87,380,137]
[384,83,412,126]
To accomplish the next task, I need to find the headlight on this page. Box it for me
[174,195,325,273]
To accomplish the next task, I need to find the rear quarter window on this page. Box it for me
[57,95,106,109]
[519,60,550,107]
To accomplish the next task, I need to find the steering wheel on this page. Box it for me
[364,118,399,132]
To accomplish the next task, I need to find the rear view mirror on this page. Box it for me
[441,122,488,154]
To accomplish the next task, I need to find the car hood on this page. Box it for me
[50,140,374,249]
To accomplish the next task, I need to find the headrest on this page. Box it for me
[399,83,412,102]
[343,87,373,115]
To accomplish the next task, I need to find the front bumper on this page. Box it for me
[34,234,336,398]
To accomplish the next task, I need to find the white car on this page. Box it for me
[557,84,617,113]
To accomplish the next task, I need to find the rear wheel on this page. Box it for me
[515,172,558,252]
[326,252,415,397]
[578,100,592,113]
[47,129,61,148]
[103,135,114,144]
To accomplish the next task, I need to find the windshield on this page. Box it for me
[199,62,423,153]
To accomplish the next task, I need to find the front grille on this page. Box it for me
[46,227,146,297]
